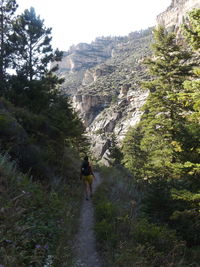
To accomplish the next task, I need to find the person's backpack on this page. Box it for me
[81,161,91,175]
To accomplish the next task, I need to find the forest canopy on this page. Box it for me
[0,0,88,181]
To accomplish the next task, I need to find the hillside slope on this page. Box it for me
[57,29,153,162]
[56,0,200,163]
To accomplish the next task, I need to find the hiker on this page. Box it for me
[80,156,95,200]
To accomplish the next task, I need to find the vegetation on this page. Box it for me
[0,1,88,265]
[0,0,16,93]
[94,9,200,267]
[1,0,200,265]
[0,152,82,266]
[94,167,193,266]
[78,28,153,97]
[0,0,88,181]
[106,134,123,166]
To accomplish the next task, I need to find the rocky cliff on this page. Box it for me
[157,0,200,32]
[56,0,199,163]
[56,29,152,163]
[55,37,123,95]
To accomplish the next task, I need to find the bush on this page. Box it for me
[93,166,192,267]
[132,219,179,252]
[0,153,82,266]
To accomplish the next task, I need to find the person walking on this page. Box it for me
[80,156,95,200]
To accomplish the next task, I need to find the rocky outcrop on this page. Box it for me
[82,64,116,86]
[56,38,122,73]
[87,88,149,161]
[157,0,200,32]
[55,28,153,163]
[56,0,200,163]
[55,37,125,96]
[73,94,112,126]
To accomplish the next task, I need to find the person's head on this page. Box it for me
[84,155,88,161]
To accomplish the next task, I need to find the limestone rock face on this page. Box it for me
[73,94,112,126]
[55,37,124,97]
[56,0,200,163]
[82,64,116,86]
[56,39,119,73]
[87,88,149,161]
[157,0,200,31]
[55,28,153,163]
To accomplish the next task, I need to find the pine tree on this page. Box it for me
[183,9,200,51]
[0,0,18,92]
[169,11,200,244]
[107,134,123,166]
[181,9,200,122]
[122,126,146,178]
[175,9,200,181]
[11,7,62,81]
[7,7,63,113]
[139,26,193,179]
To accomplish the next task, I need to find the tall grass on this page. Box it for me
[93,166,195,266]
[0,152,82,266]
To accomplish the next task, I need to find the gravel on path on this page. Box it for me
[73,172,103,267]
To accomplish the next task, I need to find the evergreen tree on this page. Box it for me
[0,0,18,92]
[11,7,62,81]
[139,26,193,179]
[176,9,200,182]
[122,23,200,245]
[122,126,146,178]
[168,10,200,245]
[107,134,123,166]
[183,9,200,51]
[7,7,63,113]
[181,9,200,122]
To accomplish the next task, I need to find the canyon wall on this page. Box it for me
[157,0,200,32]
[56,0,200,163]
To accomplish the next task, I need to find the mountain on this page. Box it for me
[56,30,152,163]
[157,0,200,32]
[56,0,200,164]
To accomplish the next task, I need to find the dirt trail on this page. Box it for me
[73,172,103,267]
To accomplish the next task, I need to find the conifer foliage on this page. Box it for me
[0,1,88,180]
[0,0,18,90]
[123,26,193,179]
[11,7,62,81]
[122,11,200,248]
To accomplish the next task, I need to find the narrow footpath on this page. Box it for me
[73,172,103,267]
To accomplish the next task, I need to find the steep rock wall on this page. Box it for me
[72,94,112,126]
[87,88,149,162]
[62,29,153,163]
[157,0,200,31]
[56,0,200,163]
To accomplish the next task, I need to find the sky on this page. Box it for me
[16,0,171,51]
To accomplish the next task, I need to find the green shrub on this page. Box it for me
[133,219,179,252]
[95,201,117,221]
[94,200,118,247]
[0,153,82,266]
[95,219,117,247]
[93,166,191,266]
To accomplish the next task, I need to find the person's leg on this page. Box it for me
[89,177,93,197]
[89,183,93,197]
[85,183,89,200]
[83,178,89,200]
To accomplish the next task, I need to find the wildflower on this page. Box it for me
[0,265,5,267]
[5,239,12,243]
[35,244,41,249]
[44,244,49,250]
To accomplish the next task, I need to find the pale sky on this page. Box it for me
[16,0,171,51]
